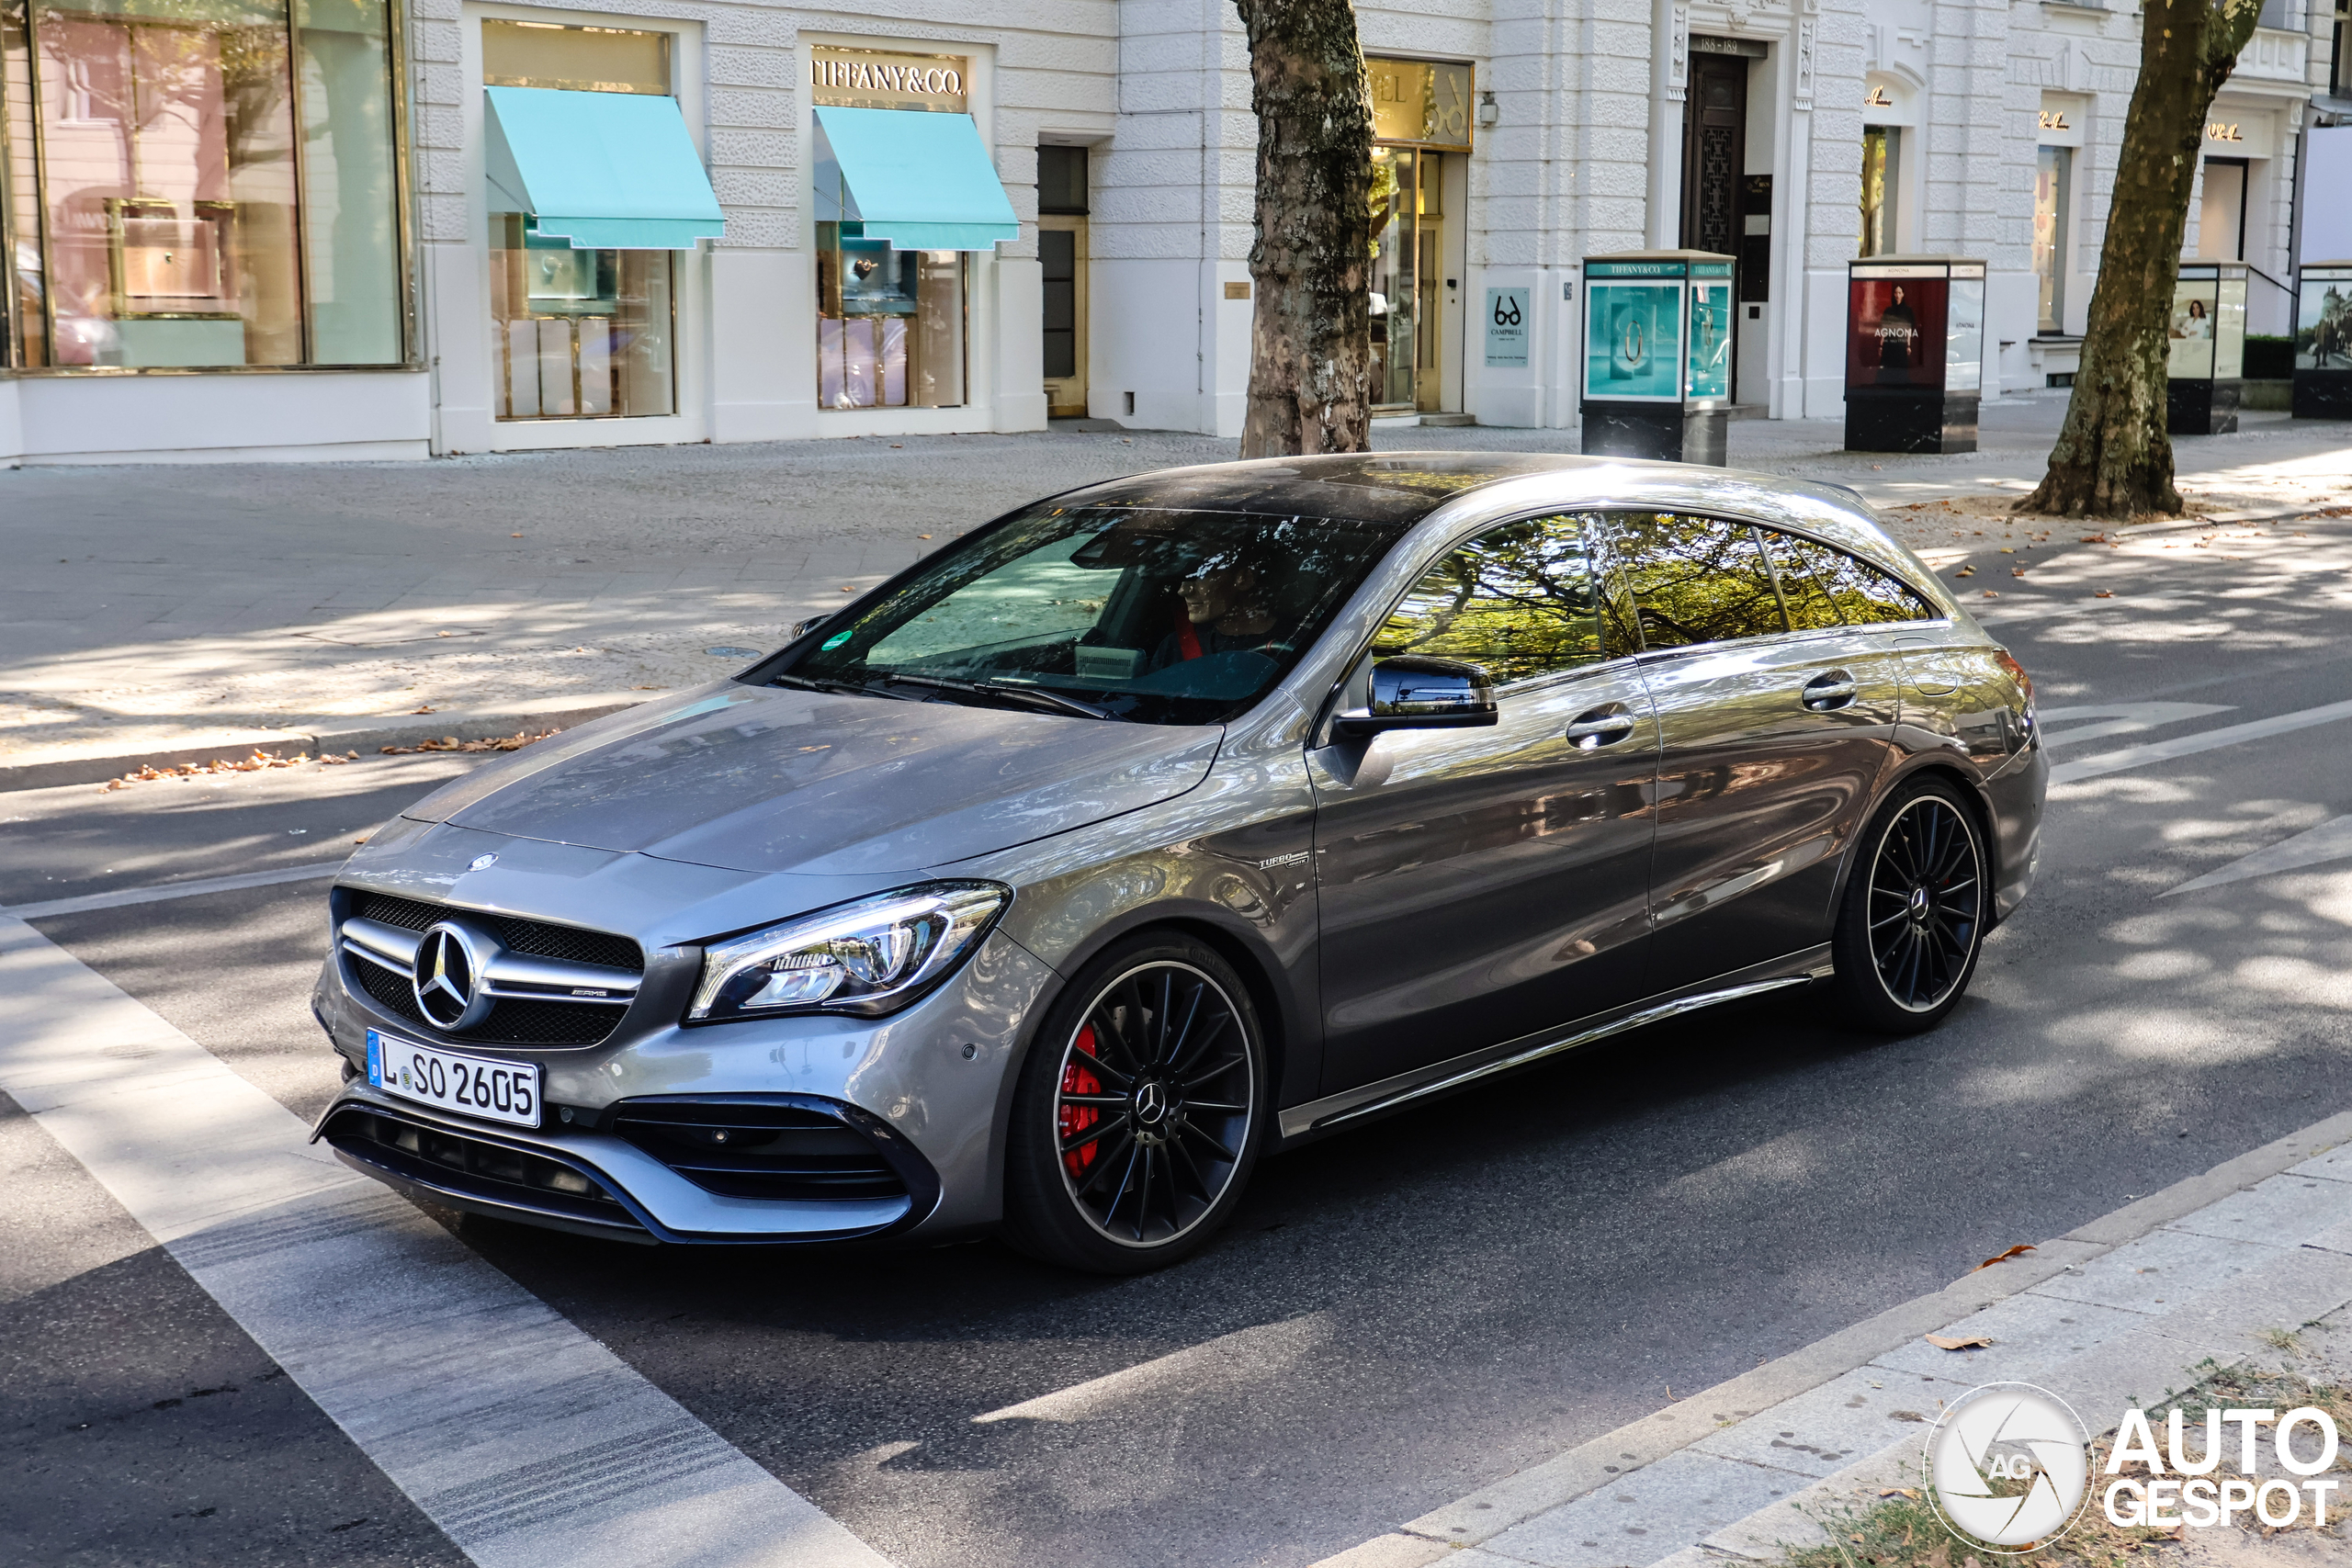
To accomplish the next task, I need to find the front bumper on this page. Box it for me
[313,854,1062,1245]
[312,1092,928,1245]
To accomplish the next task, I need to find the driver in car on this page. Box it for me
[1148,560,1280,670]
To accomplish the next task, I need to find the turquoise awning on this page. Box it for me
[812,106,1018,252]
[484,85,724,250]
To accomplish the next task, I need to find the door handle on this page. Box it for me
[1566,706,1638,748]
[1802,671,1858,710]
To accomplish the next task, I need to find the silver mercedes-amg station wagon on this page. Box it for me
[311,454,2045,1271]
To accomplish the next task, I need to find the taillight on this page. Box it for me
[1994,649,2035,738]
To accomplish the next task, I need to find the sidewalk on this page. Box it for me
[1317,1110,2352,1568]
[3,402,2347,788]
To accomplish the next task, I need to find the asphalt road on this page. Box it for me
[6,511,2352,1568]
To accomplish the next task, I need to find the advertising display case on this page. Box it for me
[2292,262,2352,420]
[2166,261,2247,434]
[1844,256,1984,454]
[1579,250,1736,465]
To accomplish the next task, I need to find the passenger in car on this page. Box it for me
[1148,562,1280,669]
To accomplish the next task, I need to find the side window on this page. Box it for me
[1809,544,1936,626]
[1604,512,1788,650]
[1758,529,1849,632]
[1374,514,1613,685]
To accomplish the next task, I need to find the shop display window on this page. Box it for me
[2034,147,2070,333]
[816,221,964,410]
[482,22,683,422]
[1859,127,1899,257]
[490,215,673,419]
[0,0,403,369]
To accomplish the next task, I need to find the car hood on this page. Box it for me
[397,683,1224,875]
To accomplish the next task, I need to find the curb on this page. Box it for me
[0,693,647,794]
[1316,1106,2352,1568]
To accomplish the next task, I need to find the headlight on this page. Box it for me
[687,882,1010,1022]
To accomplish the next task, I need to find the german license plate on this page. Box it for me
[367,1029,541,1128]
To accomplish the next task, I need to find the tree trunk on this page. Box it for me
[2020,0,2264,517]
[1234,0,1374,458]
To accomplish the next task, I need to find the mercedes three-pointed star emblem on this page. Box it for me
[413,922,493,1030]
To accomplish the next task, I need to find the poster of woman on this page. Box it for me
[2167,285,2217,378]
[1843,272,1946,389]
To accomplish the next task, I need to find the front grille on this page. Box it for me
[615,1100,909,1202]
[355,892,643,973]
[353,953,630,1047]
[322,1106,643,1233]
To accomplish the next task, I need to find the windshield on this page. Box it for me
[778,505,1407,725]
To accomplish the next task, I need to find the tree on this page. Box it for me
[2020,0,2266,517]
[1233,0,1375,458]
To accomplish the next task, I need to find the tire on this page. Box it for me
[1827,778,1990,1033]
[1001,933,1268,1273]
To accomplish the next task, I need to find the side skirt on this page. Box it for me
[1273,944,1834,1145]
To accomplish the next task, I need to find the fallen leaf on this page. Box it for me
[1973,1244,2035,1270]
[412,705,435,715]
[353,837,368,844]
[1955,566,1976,578]
[1891,1411,1927,1422]
[2010,569,2026,578]
[511,532,524,537]
[2094,590,2113,598]
[379,729,557,757]
[917,534,933,540]
[841,585,856,592]
[1926,1333,1995,1350]
[1879,1486,1921,1498]
[1981,590,1999,598]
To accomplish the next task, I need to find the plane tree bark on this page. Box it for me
[1234,0,1374,457]
[2020,0,2265,517]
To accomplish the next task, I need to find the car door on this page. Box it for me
[1598,512,1906,995]
[1309,513,1659,1096]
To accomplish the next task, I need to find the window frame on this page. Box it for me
[0,0,419,376]
[1313,503,1950,739]
[1589,507,1948,662]
[1329,510,1645,719]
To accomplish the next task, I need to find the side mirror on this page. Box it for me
[789,614,832,640]
[1331,655,1498,738]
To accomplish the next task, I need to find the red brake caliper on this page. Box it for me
[1059,1025,1103,1179]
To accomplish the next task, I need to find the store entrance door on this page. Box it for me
[1681,52,1747,400]
[1371,147,1445,412]
[1038,145,1090,419]
[1040,217,1087,417]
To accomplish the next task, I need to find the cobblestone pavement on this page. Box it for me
[4,401,2346,773]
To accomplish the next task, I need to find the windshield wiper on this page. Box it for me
[772,672,918,702]
[881,672,1113,720]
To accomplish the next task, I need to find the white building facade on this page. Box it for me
[0,0,2339,462]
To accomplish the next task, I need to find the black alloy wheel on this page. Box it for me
[1002,936,1265,1272]
[1829,780,1988,1032]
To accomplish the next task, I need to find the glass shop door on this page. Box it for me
[1371,147,1444,413]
